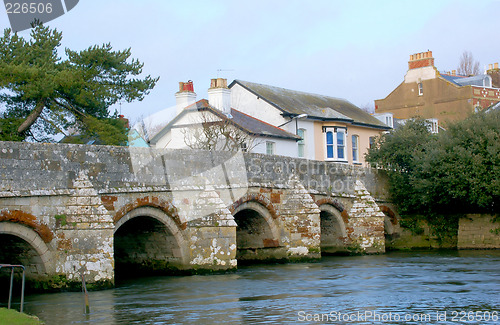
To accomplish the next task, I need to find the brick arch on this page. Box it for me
[379,205,398,225]
[315,197,349,223]
[0,209,53,243]
[113,196,186,230]
[229,193,279,219]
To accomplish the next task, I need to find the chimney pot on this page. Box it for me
[495,62,499,69]
[179,80,194,92]
[175,80,197,114]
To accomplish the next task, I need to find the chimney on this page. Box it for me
[408,50,434,70]
[495,62,499,70]
[175,80,197,115]
[208,78,231,114]
[452,70,456,76]
[488,64,493,70]
[118,114,129,129]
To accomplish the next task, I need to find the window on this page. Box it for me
[385,115,393,128]
[266,141,275,155]
[418,82,423,96]
[352,135,359,162]
[241,142,247,152]
[297,128,306,158]
[369,136,376,149]
[324,127,347,161]
[326,131,334,159]
[337,130,345,159]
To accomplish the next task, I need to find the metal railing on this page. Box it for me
[0,264,25,313]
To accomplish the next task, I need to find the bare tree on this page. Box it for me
[457,51,480,76]
[132,114,167,143]
[182,111,259,152]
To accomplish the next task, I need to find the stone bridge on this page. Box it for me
[0,142,392,288]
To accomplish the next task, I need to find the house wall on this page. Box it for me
[252,138,298,156]
[313,122,383,166]
[230,83,288,127]
[295,120,315,160]
[154,110,227,149]
[231,83,309,159]
[375,76,500,124]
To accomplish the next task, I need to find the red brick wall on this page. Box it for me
[408,58,434,70]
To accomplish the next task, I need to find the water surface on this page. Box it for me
[12,251,500,324]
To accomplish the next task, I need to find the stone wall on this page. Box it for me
[458,214,500,249]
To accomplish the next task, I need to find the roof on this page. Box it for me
[229,79,390,129]
[440,73,492,87]
[229,108,300,139]
[149,99,300,145]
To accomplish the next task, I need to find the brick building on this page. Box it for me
[374,51,500,125]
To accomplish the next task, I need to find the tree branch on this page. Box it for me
[17,100,45,133]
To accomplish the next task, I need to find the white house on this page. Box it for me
[229,80,391,165]
[148,79,300,154]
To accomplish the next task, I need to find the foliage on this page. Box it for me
[0,24,158,143]
[0,117,26,141]
[366,111,500,238]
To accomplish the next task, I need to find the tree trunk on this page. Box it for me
[17,100,45,133]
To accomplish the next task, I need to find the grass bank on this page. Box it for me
[0,308,43,324]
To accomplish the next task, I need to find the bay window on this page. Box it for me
[324,127,347,161]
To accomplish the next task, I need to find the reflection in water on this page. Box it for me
[7,251,500,324]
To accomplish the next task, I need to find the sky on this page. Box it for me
[1,0,500,125]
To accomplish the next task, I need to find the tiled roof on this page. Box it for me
[230,79,390,129]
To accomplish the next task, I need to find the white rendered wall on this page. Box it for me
[251,137,298,157]
[404,66,437,83]
[230,83,288,127]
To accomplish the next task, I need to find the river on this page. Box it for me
[11,250,500,324]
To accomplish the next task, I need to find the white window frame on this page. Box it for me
[324,127,347,162]
[266,141,275,155]
[418,82,423,96]
[297,128,306,158]
[352,134,359,163]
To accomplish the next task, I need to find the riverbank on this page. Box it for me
[0,308,43,324]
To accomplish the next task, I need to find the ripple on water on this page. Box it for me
[14,250,500,325]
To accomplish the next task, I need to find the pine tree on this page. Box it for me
[0,25,158,144]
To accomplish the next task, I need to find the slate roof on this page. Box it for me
[230,79,390,129]
[149,99,300,145]
[440,74,492,87]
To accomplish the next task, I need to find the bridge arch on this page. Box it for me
[114,206,189,277]
[0,222,54,276]
[317,202,348,255]
[379,205,398,236]
[231,200,285,262]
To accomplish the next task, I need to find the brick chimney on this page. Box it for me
[118,114,129,128]
[408,50,434,70]
[175,80,197,115]
[208,78,231,114]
